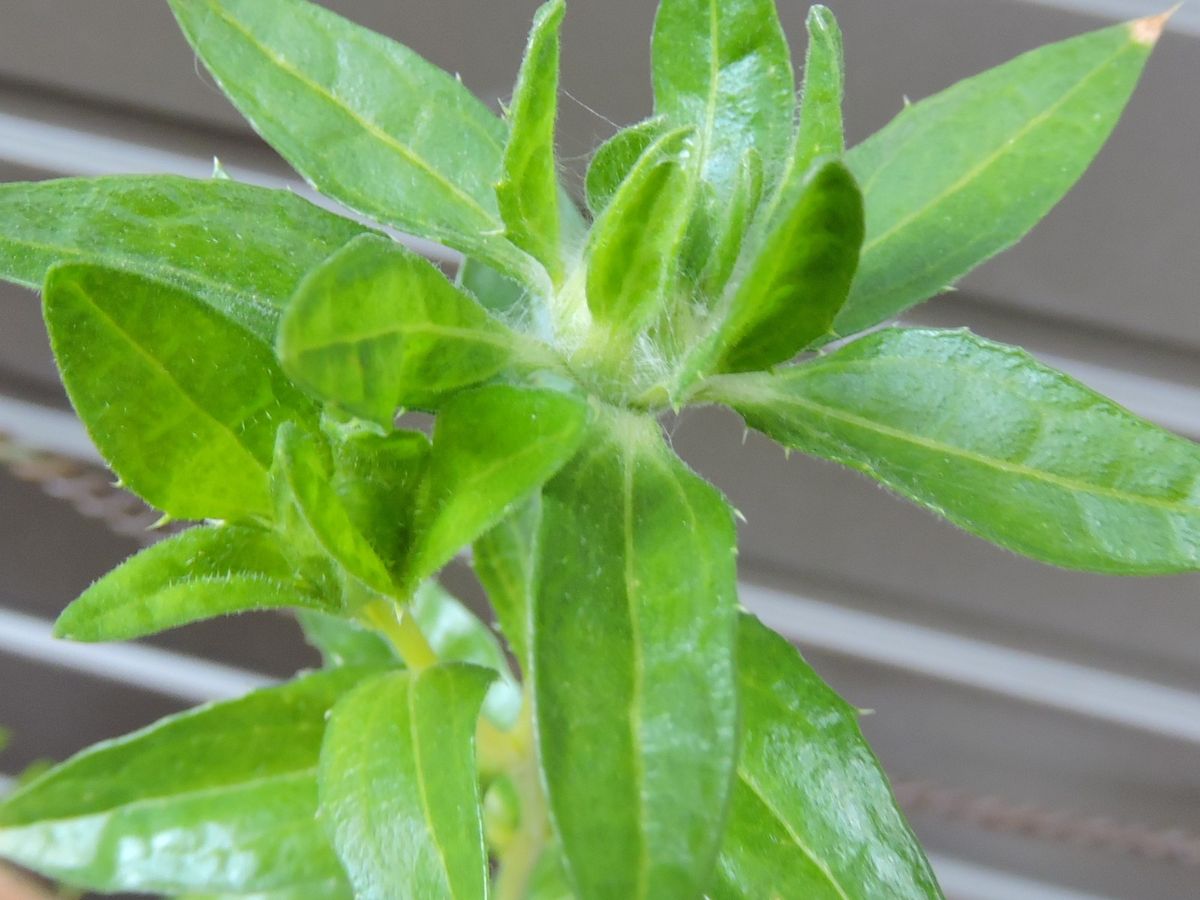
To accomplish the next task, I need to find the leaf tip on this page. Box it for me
[1130,5,1180,46]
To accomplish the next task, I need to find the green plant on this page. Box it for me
[0,0,1187,896]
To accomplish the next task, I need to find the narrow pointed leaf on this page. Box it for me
[167,0,545,291]
[44,264,317,520]
[716,328,1200,573]
[319,665,493,900]
[407,385,587,587]
[585,128,696,332]
[533,413,738,899]
[835,16,1161,339]
[584,118,666,216]
[474,495,542,673]
[0,669,371,895]
[498,0,566,283]
[298,610,398,669]
[0,176,367,344]
[279,235,527,426]
[789,6,846,187]
[651,0,794,195]
[714,614,941,899]
[55,525,328,642]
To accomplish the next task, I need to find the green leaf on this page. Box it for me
[713,614,942,899]
[0,176,367,344]
[44,264,317,521]
[405,385,589,587]
[185,883,352,900]
[532,412,738,899]
[681,159,863,387]
[0,669,370,895]
[55,525,328,642]
[318,665,493,900]
[698,150,763,299]
[272,423,395,600]
[584,128,696,333]
[651,0,795,196]
[498,0,566,284]
[298,610,399,669]
[167,0,546,291]
[474,495,542,673]
[834,16,1160,339]
[714,327,1200,573]
[411,580,522,727]
[584,118,666,216]
[789,6,846,188]
[527,845,574,900]
[279,234,529,426]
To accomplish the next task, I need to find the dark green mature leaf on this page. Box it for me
[319,665,493,900]
[0,669,370,895]
[272,423,395,600]
[474,495,541,673]
[279,235,529,426]
[715,328,1200,573]
[533,412,738,900]
[651,0,794,195]
[44,265,317,521]
[789,6,846,190]
[714,615,941,899]
[298,610,398,669]
[0,176,367,344]
[499,0,566,284]
[55,525,327,642]
[405,385,588,588]
[834,16,1160,339]
[585,128,696,333]
[167,0,546,292]
[584,118,666,216]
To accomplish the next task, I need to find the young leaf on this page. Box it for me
[279,235,529,426]
[473,495,542,673]
[272,423,395,600]
[318,665,493,900]
[44,264,317,521]
[585,128,696,333]
[298,610,399,669]
[789,6,846,190]
[532,413,738,899]
[714,614,942,899]
[405,385,588,587]
[834,15,1163,339]
[698,150,763,299]
[411,580,522,727]
[0,176,367,344]
[713,328,1200,573]
[498,0,566,284]
[167,0,546,292]
[55,525,328,643]
[0,669,371,895]
[584,117,667,216]
[651,0,795,194]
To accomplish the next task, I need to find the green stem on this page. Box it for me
[493,702,551,900]
[362,599,437,671]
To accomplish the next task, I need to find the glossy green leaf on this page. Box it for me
[279,234,528,426]
[412,580,522,727]
[55,525,327,642]
[318,665,493,900]
[473,495,541,673]
[527,845,574,900]
[789,6,846,189]
[713,614,941,899]
[405,385,588,587]
[0,176,366,344]
[584,118,666,216]
[0,669,370,894]
[44,264,317,520]
[185,883,352,900]
[533,412,738,899]
[715,327,1200,573]
[272,423,395,600]
[298,610,399,669]
[585,128,696,333]
[698,150,763,299]
[167,0,545,291]
[834,16,1160,339]
[498,0,566,283]
[681,159,863,388]
[651,0,794,195]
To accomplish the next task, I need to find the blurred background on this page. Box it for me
[0,1,1198,897]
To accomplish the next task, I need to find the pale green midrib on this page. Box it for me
[408,679,462,898]
[199,0,500,226]
[291,321,515,357]
[747,380,1199,515]
[855,39,1136,260]
[700,0,721,181]
[736,768,853,900]
[64,283,272,477]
